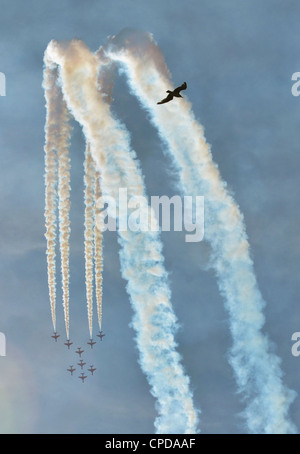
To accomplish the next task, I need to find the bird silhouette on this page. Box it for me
[157,82,187,104]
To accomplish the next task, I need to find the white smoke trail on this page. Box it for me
[43,63,59,332]
[43,62,72,333]
[104,30,298,434]
[57,102,72,340]
[44,38,199,434]
[84,143,96,338]
[94,173,104,330]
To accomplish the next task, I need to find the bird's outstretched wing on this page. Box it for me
[173,82,187,96]
[157,92,173,104]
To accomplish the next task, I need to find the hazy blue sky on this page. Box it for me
[0,0,300,434]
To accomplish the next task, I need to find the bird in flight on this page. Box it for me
[157,82,187,104]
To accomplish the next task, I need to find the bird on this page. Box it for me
[157,82,187,104]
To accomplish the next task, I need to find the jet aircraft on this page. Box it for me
[67,366,76,376]
[75,347,84,357]
[51,332,60,342]
[64,339,73,349]
[97,331,105,341]
[78,359,86,369]
[87,339,96,348]
[88,365,96,375]
[79,373,87,383]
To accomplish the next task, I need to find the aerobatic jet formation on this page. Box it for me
[157,82,187,104]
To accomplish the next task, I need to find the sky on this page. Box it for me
[0,0,300,434]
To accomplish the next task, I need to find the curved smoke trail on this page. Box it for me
[44,39,199,434]
[104,29,297,434]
